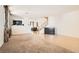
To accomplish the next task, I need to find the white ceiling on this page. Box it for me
[9,5,79,17]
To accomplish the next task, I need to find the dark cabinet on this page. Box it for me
[44,27,55,35]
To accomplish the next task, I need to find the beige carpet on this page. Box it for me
[0,34,73,53]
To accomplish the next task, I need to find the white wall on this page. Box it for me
[56,11,79,38]
[11,10,79,38]
[46,16,56,28]
[42,11,79,38]
[11,15,32,35]
[0,6,5,47]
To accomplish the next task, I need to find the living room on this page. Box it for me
[0,5,79,53]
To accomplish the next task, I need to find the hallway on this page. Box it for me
[0,34,74,53]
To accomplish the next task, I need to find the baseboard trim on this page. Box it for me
[57,33,79,39]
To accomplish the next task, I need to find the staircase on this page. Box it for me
[30,17,48,32]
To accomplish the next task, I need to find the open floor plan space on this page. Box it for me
[0,5,79,53]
